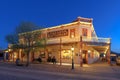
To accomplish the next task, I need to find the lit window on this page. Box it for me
[62,50,71,59]
[70,29,75,38]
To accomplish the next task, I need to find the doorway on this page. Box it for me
[82,50,88,64]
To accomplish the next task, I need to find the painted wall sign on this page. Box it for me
[47,29,68,38]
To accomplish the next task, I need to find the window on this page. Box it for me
[82,28,88,36]
[40,51,45,58]
[70,29,75,38]
[62,50,71,59]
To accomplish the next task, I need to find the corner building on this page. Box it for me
[19,17,111,64]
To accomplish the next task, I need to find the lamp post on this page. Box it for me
[71,46,74,69]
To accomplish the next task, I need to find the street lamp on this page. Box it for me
[88,50,91,53]
[71,46,74,69]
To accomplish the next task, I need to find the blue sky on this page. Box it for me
[0,0,120,52]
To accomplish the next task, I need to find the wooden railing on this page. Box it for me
[46,36,110,44]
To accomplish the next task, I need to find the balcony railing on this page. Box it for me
[46,36,110,45]
[82,37,110,43]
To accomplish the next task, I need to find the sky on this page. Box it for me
[0,0,120,53]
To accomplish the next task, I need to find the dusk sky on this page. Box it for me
[0,0,120,52]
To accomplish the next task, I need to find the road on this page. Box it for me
[0,62,120,80]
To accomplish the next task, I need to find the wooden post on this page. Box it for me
[45,49,48,62]
[31,52,34,62]
[4,53,6,62]
[44,38,47,62]
[21,49,24,62]
[60,38,62,66]
[108,43,111,64]
[106,38,111,65]
[91,50,94,59]
[80,36,83,67]
[17,49,20,59]
[13,52,14,62]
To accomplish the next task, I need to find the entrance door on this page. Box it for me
[82,50,88,64]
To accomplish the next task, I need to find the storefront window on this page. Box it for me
[48,52,52,57]
[40,52,45,58]
[62,50,71,59]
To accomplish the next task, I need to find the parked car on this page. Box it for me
[116,56,120,65]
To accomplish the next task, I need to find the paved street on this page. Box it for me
[0,62,120,80]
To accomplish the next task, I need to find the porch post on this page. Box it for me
[44,39,47,62]
[60,38,62,66]
[80,36,83,67]
[31,52,34,62]
[108,43,111,64]
[4,53,6,62]
[21,49,24,62]
[91,50,94,59]
[45,49,48,62]
[106,38,111,64]
[13,52,14,62]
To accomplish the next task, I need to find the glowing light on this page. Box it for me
[103,54,105,57]
[5,50,8,53]
[71,47,74,51]
[88,50,91,53]
[71,35,74,38]
[14,55,17,58]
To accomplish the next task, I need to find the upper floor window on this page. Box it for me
[70,29,75,38]
[82,28,88,36]
[38,33,46,39]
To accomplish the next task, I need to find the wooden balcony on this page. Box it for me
[46,36,110,46]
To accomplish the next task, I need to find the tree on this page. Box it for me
[5,34,19,45]
[6,22,44,66]
[5,33,20,61]
[19,31,44,66]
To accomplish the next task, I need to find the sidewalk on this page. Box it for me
[0,62,120,80]
[0,61,91,73]
[0,61,119,74]
[1,61,120,80]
